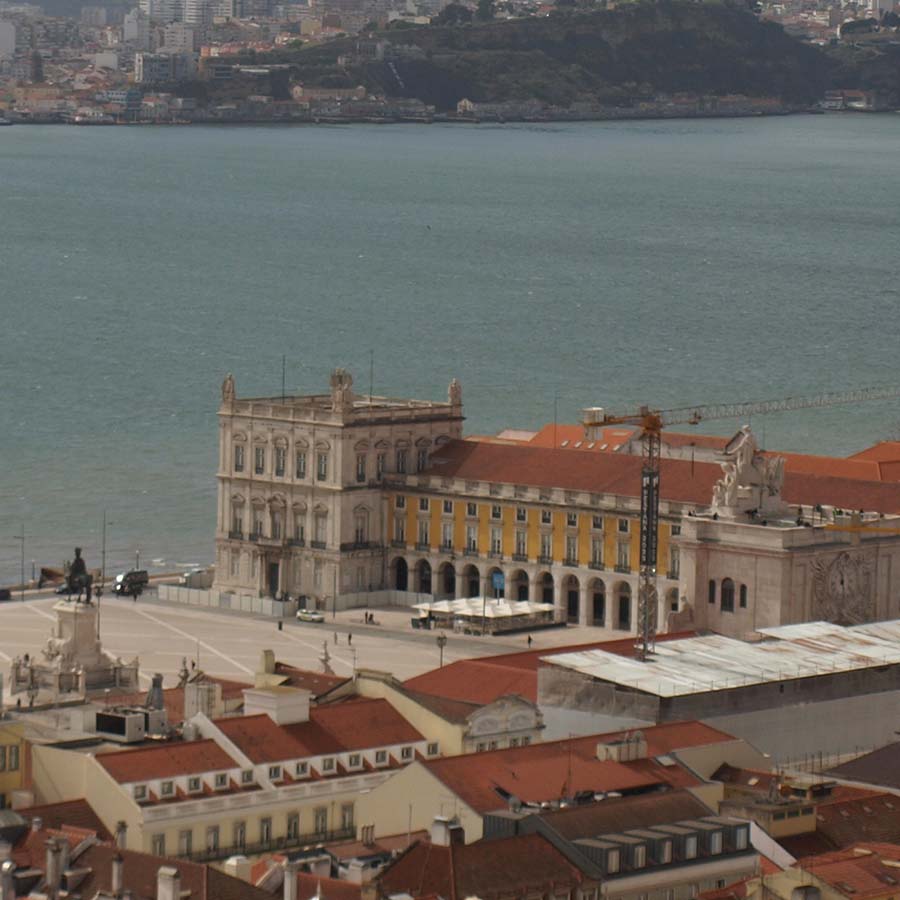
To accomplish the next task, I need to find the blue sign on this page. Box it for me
[492,571,505,590]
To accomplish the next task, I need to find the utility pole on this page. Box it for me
[14,524,25,602]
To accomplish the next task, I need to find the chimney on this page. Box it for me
[261,649,276,675]
[115,821,127,850]
[1,859,15,900]
[283,860,299,900]
[58,840,70,878]
[223,856,251,882]
[31,816,43,833]
[145,673,165,710]
[45,837,62,899]
[431,816,463,847]
[156,866,180,900]
[111,853,124,897]
[242,687,310,725]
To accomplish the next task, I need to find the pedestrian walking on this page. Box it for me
[348,632,352,646]
[527,635,533,648]
[334,632,338,645]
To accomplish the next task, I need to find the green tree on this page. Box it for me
[476,0,494,19]
[435,2,473,23]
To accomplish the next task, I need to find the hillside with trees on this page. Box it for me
[255,2,836,111]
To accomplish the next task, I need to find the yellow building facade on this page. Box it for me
[0,720,28,810]
[387,481,680,630]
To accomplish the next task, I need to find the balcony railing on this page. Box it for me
[615,564,631,573]
[415,542,430,551]
[310,540,327,550]
[463,548,479,557]
[287,538,305,547]
[391,540,407,549]
[228,530,243,540]
[667,570,680,580]
[538,555,553,565]
[564,557,579,567]
[489,551,504,559]
[340,541,379,552]
[512,553,528,562]
[248,533,261,543]
[589,562,605,571]
[179,825,355,864]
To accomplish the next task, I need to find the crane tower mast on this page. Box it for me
[586,384,900,662]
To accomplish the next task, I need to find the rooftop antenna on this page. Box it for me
[281,355,286,403]
[368,349,374,404]
[553,391,560,447]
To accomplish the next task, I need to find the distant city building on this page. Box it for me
[162,20,196,50]
[134,50,196,82]
[80,4,108,25]
[0,18,15,57]
[123,8,151,46]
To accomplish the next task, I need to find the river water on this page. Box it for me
[2,114,900,582]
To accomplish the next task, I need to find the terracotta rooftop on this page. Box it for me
[296,873,361,900]
[422,722,730,815]
[827,743,900,793]
[379,832,585,900]
[213,698,424,764]
[272,662,350,697]
[814,794,900,849]
[403,633,694,705]
[525,788,714,839]
[793,843,900,900]
[8,824,269,900]
[423,439,900,515]
[96,739,236,783]
[104,674,250,724]
[850,442,900,463]
[17,798,112,841]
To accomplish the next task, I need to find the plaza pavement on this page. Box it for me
[0,589,623,700]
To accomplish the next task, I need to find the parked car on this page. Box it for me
[296,608,325,623]
[0,589,11,602]
[113,570,149,596]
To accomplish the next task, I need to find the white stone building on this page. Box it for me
[213,370,463,602]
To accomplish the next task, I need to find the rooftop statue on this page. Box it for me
[221,372,235,403]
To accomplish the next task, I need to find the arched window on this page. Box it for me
[740,584,748,608]
[708,580,716,605]
[721,578,735,613]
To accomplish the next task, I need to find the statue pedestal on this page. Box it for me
[8,599,140,699]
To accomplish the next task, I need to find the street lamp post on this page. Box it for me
[13,524,25,603]
[97,512,112,638]
[436,631,447,668]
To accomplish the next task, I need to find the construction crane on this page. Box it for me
[584,384,900,662]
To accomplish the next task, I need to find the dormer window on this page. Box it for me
[241,770,253,785]
[322,757,335,772]
[188,776,201,792]
[659,840,672,864]
[633,845,646,868]
[427,742,439,756]
[607,849,620,874]
[134,784,147,800]
[268,765,282,780]
[295,762,308,777]
[161,781,174,797]
[684,835,698,859]
[396,495,406,509]
[401,746,413,760]
[349,754,361,767]
[214,773,228,789]
[709,831,723,855]
[735,827,748,850]
[375,750,387,764]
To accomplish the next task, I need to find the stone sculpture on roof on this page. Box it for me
[711,426,787,519]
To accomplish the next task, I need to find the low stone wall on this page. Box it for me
[156,585,430,617]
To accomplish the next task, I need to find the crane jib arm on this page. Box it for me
[640,468,659,569]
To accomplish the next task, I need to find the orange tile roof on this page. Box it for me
[18,799,112,841]
[213,698,425,764]
[96,739,235,783]
[104,675,250,724]
[421,722,730,814]
[296,873,361,900]
[403,633,695,705]
[849,442,900,463]
[794,843,900,899]
[273,662,349,697]
[423,439,900,515]
[380,832,585,900]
